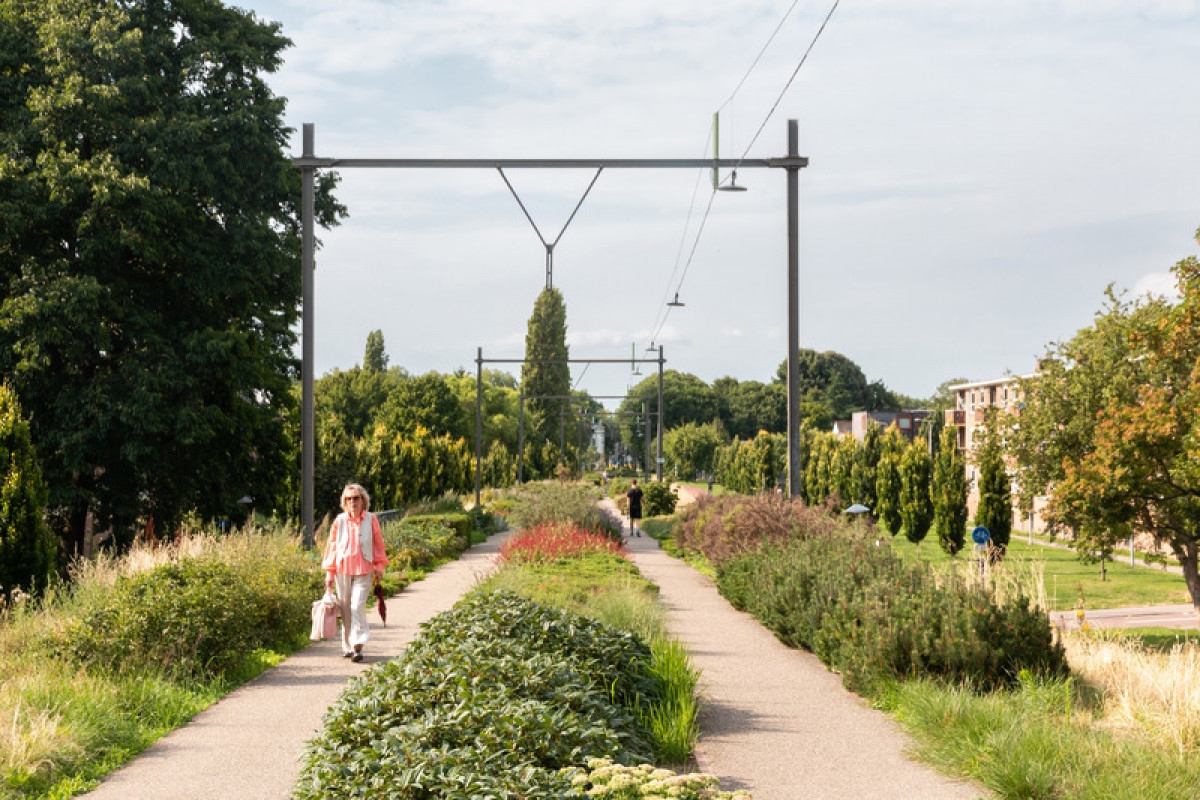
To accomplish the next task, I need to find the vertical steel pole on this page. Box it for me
[474,347,483,507]
[301,124,316,547]
[786,119,802,498]
[656,345,664,482]
[517,394,525,484]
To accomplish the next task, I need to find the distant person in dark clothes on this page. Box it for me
[626,479,643,536]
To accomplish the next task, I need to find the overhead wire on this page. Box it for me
[737,0,841,164]
[645,0,841,349]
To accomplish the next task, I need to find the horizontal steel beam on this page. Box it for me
[485,358,662,365]
[292,156,806,170]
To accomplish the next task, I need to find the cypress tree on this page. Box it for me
[874,427,904,535]
[0,384,56,595]
[933,426,969,555]
[898,441,934,546]
[520,289,571,473]
[975,412,1013,556]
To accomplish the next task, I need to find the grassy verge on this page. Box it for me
[1,507,499,799]
[882,628,1200,800]
[885,532,1192,611]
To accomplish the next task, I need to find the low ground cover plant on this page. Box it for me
[477,523,700,767]
[294,591,660,798]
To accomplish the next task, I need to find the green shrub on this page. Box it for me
[505,483,622,541]
[294,591,659,798]
[641,481,678,517]
[62,544,319,681]
[0,383,57,596]
[674,492,838,564]
[716,529,1068,694]
[403,511,471,544]
[381,517,462,572]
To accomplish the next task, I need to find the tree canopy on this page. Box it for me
[0,0,344,551]
[1019,248,1200,610]
[775,349,906,419]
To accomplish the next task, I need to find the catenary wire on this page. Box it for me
[738,0,841,164]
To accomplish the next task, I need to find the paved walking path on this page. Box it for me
[81,531,508,800]
[613,500,986,800]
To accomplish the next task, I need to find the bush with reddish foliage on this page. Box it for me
[499,523,627,564]
[673,493,841,565]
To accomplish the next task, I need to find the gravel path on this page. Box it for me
[611,498,988,800]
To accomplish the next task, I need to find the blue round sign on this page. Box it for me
[971,526,991,545]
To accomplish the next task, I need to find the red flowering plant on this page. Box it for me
[499,522,627,565]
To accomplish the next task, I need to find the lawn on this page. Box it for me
[886,532,1193,611]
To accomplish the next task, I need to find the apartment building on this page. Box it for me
[944,374,1050,534]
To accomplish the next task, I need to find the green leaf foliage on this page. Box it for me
[933,425,968,555]
[975,412,1012,553]
[0,0,345,552]
[0,383,57,594]
[874,428,905,535]
[641,480,678,517]
[898,441,933,546]
[715,529,1068,695]
[62,543,320,681]
[521,288,571,450]
[714,430,785,494]
[293,591,658,799]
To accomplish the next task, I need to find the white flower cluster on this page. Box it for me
[565,757,753,799]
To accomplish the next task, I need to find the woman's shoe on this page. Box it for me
[351,651,363,663]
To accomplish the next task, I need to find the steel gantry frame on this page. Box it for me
[296,122,807,546]
[475,348,666,507]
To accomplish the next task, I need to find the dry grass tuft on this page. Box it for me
[1065,631,1200,754]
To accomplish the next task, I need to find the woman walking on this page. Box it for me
[322,483,388,662]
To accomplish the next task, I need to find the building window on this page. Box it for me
[899,418,911,429]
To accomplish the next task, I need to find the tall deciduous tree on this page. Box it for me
[933,425,968,555]
[0,384,57,594]
[1008,289,1163,527]
[663,420,726,480]
[1049,249,1200,611]
[521,288,570,470]
[619,370,718,459]
[380,373,469,441]
[0,0,343,552]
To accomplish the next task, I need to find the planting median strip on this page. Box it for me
[80,530,509,800]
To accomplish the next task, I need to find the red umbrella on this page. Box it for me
[373,574,387,626]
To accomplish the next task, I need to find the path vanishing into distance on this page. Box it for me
[80,510,988,800]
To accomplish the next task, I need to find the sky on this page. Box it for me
[237,0,1200,407]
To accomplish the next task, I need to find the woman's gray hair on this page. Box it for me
[341,483,371,511]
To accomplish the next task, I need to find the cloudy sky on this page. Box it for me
[238,0,1200,406]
